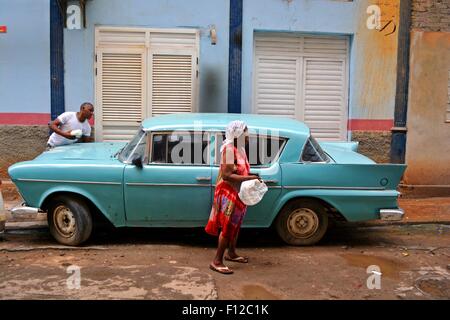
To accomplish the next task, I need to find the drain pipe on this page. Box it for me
[228,0,243,114]
[50,0,65,121]
[390,0,412,163]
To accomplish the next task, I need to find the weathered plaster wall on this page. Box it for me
[404,31,450,185]
[350,0,400,120]
[0,126,48,179]
[351,131,392,163]
[412,0,450,32]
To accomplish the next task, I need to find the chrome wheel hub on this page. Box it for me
[53,205,76,238]
[287,208,319,238]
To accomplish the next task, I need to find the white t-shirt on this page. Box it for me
[47,112,91,147]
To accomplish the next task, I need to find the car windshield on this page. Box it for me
[301,136,330,163]
[118,129,145,163]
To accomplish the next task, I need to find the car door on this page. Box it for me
[124,131,212,225]
[211,132,286,226]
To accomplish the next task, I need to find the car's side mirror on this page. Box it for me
[131,154,144,169]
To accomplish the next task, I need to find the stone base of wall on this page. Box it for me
[0,125,49,179]
[351,131,392,163]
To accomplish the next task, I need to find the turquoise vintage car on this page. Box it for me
[8,113,406,246]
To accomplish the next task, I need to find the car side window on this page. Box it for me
[301,137,329,163]
[150,132,209,165]
[215,133,286,166]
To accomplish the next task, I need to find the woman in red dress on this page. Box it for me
[205,120,260,274]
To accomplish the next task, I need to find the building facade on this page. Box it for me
[1,0,448,193]
[403,0,450,193]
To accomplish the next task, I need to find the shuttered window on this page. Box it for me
[97,49,145,141]
[254,34,349,141]
[150,54,194,116]
[95,28,199,141]
[303,59,346,140]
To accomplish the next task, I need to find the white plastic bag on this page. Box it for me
[71,129,83,139]
[238,179,268,206]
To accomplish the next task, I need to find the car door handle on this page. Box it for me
[263,179,278,184]
[196,176,211,181]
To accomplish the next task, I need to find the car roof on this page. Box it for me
[141,113,310,137]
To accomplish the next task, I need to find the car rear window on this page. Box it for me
[301,136,330,163]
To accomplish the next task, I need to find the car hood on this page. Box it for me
[34,142,127,162]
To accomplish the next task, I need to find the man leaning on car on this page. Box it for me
[47,102,95,148]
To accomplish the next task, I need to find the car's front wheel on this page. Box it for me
[47,195,93,246]
[275,199,328,246]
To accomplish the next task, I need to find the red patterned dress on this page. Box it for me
[205,144,250,241]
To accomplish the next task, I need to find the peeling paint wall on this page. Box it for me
[350,0,400,120]
[404,31,450,185]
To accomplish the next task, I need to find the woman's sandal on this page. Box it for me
[224,255,249,263]
[209,263,234,274]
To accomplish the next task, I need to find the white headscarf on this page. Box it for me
[220,120,247,153]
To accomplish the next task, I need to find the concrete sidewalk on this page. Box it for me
[2,179,450,227]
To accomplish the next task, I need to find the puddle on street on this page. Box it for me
[340,253,408,279]
[241,284,279,300]
[415,276,450,299]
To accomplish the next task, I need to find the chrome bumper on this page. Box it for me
[379,208,404,221]
[10,205,41,215]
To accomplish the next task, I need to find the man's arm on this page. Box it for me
[48,118,76,140]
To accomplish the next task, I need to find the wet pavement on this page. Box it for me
[0,223,449,300]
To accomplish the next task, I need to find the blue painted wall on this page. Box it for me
[63,0,230,113]
[0,0,50,114]
[0,0,397,123]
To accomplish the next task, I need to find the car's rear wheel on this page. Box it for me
[47,195,92,246]
[275,199,328,246]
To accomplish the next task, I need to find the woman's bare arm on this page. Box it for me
[221,147,258,183]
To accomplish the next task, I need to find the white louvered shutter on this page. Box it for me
[97,48,145,141]
[303,59,346,140]
[254,57,299,118]
[150,53,195,116]
[254,34,348,141]
[254,36,301,118]
[95,28,199,142]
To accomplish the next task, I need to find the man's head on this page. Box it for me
[79,102,94,120]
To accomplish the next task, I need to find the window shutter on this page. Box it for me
[95,27,199,142]
[253,33,348,141]
[303,59,347,141]
[150,53,195,116]
[254,57,299,118]
[254,36,300,118]
[97,48,145,141]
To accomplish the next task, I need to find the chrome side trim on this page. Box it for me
[126,183,210,187]
[283,186,386,191]
[17,178,121,185]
